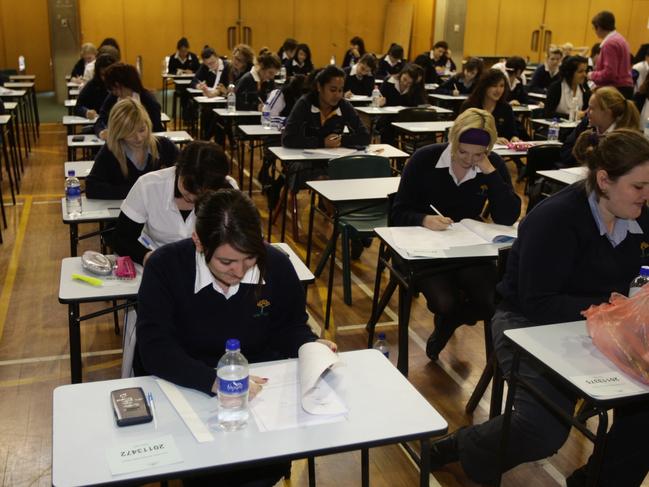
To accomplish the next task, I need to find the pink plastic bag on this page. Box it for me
[581,286,649,385]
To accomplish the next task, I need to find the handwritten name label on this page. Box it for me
[106,435,183,476]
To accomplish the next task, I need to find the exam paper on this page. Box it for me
[390,225,487,256]
[250,359,347,432]
[156,379,215,442]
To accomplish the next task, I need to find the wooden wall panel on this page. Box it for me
[79,0,125,54]
[627,0,649,54]
[294,0,348,67]
[345,1,389,57]
[411,0,435,57]
[181,0,238,58]
[543,0,590,51]
[0,0,53,90]
[241,0,295,56]
[0,3,6,69]
[381,1,414,56]
[464,0,499,57]
[122,0,183,90]
[495,0,545,59]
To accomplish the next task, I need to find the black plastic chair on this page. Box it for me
[525,144,562,212]
[396,107,445,154]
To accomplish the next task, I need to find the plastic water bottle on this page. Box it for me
[373,332,390,359]
[371,85,381,108]
[65,170,82,218]
[643,118,649,139]
[162,56,169,75]
[227,84,236,113]
[629,266,649,297]
[261,103,271,129]
[216,339,249,431]
[569,96,579,122]
[280,66,287,82]
[330,55,336,66]
[547,118,560,142]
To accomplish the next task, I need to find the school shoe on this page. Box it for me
[426,315,459,361]
[429,428,462,469]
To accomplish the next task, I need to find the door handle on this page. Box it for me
[531,30,540,51]
[243,26,252,46]
[227,26,236,50]
[543,30,552,53]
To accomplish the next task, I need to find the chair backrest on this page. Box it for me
[327,155,393,219]
[397,107,443,123]
[526,144,562,185]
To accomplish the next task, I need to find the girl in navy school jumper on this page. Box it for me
[285,43,314,78]
[70,43,96,81]
[376,43,405,79]
[277,38,298,66]
[136,188,336,487]
[415,40,457,84]
[499,56,529,105]
[343,53,377,97]
[191,46,232,96]
[378,63,427,107]
[433,128,649,487]
[561,86,639,167]
[167,37,199,75]
[436,57,484,95]
[461,69,519,144]
[95,63,163,139]
[74,52,118,120]
[342,36,366,69]
[234,52,281,111]
[528,46,562,93]
[86,98,178,200]
[391,108,521,360]
[545,55,591,119]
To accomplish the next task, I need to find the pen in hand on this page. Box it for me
[429,204,454,229]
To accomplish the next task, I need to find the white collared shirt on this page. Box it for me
[310,104,342,117]
[121,167,238,250]
[350,64,358,77]
[383,55,397,67]
[435,144,482,186]
[557,80,584,116]
[209,58,225,89]
[633,60,649,91]
[194,250,263,299]
[251,67,261,83]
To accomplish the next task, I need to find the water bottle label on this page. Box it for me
[67,187,81,197]
[219,376,249,394]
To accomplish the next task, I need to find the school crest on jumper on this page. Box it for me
[641,241,649,259]
[254,299,271,317]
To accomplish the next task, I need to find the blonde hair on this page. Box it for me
[449,108,497,154]
[591,86,640,130]
[80,43,97,56]
[106,98,158,178]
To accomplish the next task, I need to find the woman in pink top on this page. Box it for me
[588,11,633,99]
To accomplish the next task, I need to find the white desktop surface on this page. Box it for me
[375,226,503,261]
[3,81,34,89]
[307,177,400,202]
[0,88,26,97]
[504,321,649,399]
[153,130,193,143]
[492,140,562,157]
[194,96,226,104]
[59,256,143,302]
[238,125,282,136]
[272,243,314,283]
[531,118,579,129]
[64,99,77,107]
[528,92,547,100]
[429,93,468,101]
[0,114,10,125]
[214,108,262,117]
[356,105,452,115]
[391,121,454,133]
[52,349,447,487]
[3,101,17,111]
[61,196,122,223]
[67,134,104,147]
[269,144,408,161]
[64,161,94,178]
[537,166,587,185]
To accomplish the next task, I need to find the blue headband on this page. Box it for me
[458,128,491,146]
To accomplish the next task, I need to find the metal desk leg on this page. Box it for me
[70,223,78,257]
[361,448,369,487]
[0,129,16,205]
[68,303,82,383]
[420,438,431,487]
[586,409,609,487]
[31,87,40,137]
[324,223,339,330]
[396,281,413,376]
[305,191,317,267]
[307,457,316,487]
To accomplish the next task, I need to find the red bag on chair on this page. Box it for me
[581,286,649,385]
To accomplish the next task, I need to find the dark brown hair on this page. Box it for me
[463,69,509,108]
[592,11,615,31]
[103,63,145,93]
[194,189,266,280]
[573,128,649,198]
[175,141,231,196]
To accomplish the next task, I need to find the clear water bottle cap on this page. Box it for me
[225,338,240,351]
[377,332,386,340]
[67,170,75,177]
[640,266,649,277]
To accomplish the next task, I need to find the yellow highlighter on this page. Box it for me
[72,273,103,287]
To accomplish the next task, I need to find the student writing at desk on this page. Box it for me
[461,69,520,144]
[391,108,521,360]
[285,43,314,78]
[343,53,377,97]
[528,46,562,94]
[191,46,232,97]
[86,98,178,200]
[95,63,163,139]
[70,43,96,83]
[414,40,456,84]
[136,189,335,486]
[430,128,649,487]
[342,36,366,69]
[167,37,199,75]
[74,52,118,121]
[228,44,255,85]
[235,51,281,110]
[435,57,484,96]
[376,43,405,79]
[112,141,237,265]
